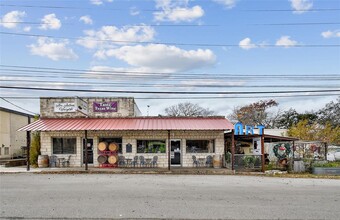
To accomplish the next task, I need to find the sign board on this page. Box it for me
[234,122,265,135]
[93,101,118,112]
[75,97,88,116]
[54,103,76,112]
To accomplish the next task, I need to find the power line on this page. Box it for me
[1,85,339,95]
[1,79,339,88]
[1,93,339,100]
[251,22,340,26]
[2,4,340,12]
[1,31,339,48]
[0,97,38,115]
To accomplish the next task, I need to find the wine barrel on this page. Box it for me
[108,142,118,151]
[38,155,49,168]
[98,142,108,151]
[97,155,107,164]
[108,155,118,164]
[213,154,222,168]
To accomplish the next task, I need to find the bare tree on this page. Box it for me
[164,102,215,117]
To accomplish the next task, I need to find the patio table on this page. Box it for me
[125,158,132,167]
[57,158,65,167]
[145,159,152,167]
[198,158,205,167]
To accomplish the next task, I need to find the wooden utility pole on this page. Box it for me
[231,130,235,171]
[261,131,265,173]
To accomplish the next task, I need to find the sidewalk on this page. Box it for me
[0,165,236,175]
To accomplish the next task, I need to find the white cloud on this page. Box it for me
[321,30,340,38]
[130,7,140,16]
[154,0,204,22]
[212,0,237,9]
[79,15,93,25]
[290,0,313,14]
[23,26,31,32]
[28,37,78,61]
[90,0,113,5]
[95,44,216,72]
[76,25,155,49]
[39,14,61,30]
[275,36,298,48]
[0,10,26,29]
[239,38,257,50]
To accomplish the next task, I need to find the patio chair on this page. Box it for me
[62,155,72,167]
[49,155,57,168]
[118,156,126,167]
[205,155,213,167]
[131,156,139,167]
[192,155,200,167]
[139,156,146,167]
[151,156,158,167]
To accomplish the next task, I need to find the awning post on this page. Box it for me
[85,130,88,171]
[231,130,235,171]
[26,130,31,171]
[168,130,171,171]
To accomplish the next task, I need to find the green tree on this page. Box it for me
[30,132,41,166]
[317,96,340,127]
[229,99,279,128]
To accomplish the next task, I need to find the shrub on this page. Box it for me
[30,132,41,166]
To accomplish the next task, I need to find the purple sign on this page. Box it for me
[93,101,118,112]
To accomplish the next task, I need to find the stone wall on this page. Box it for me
[40,130,225,168]
[40,97,139,118]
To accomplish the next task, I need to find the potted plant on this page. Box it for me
[312,161,340,175]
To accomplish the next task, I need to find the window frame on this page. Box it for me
[52,137,77,154]
[186,139,215,153]
[137,139,167,154]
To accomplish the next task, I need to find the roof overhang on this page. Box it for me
[225,133,299,142]
[18,117,234,131]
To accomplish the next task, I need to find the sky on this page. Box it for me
[0,0,339,117]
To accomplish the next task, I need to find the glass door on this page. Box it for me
[170,140,181,165]
[83,139,93,164]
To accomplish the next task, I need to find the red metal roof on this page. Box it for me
[18,117,234,131]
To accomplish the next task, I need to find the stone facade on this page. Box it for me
[40,130,225,168]
[40,97,141,118]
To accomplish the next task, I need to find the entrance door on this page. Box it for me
[83,139,93,164]
[170,140,181,165]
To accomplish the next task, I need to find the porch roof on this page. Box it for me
[18,117,234,131]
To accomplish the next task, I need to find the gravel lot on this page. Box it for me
[1,174,339,219]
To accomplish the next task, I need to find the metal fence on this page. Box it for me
[233,154,262,171]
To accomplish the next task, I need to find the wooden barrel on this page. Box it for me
[97,155,107,164]
[108,142,118,151]
[213,154,222,168]
[108,155,118,164]
[98,142,108,151]
[38,155,49,168]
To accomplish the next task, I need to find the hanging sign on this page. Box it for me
[234,122,265,135]
[75,97,88,116]
[54,103,76,113]
[93,101,118,112]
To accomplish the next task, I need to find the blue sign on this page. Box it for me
[234,122,265,135]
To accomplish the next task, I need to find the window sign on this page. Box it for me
[54,103,76,113]
[93,101,118,112]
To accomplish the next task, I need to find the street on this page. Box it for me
[1,174,340,220]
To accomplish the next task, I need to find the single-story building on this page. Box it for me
[19,97,233,168]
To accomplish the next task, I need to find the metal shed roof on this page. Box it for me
[18,117,234,131]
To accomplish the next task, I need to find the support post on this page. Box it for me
[324,142,328,160]
[168,130,171,171]
[261,131,265,173]
[231,130,235,171]
[26,130,31,171]
[85,130,88,171]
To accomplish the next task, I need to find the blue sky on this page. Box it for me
[0,0,339,116]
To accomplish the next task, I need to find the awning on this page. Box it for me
[18,117,234,131]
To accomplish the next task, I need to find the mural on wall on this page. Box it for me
[273,143,292,165]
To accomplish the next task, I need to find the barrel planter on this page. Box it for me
[213,154,222,168]
[97,155,107,164]
[98,142,108,151]
[108,142,118,152]
[108,155,118,164]
[38,155,49,168]
[312,167,340,175]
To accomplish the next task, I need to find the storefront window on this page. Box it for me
[52,138,76,154]
[186,140,215,153]
[99,137,122,154]
[137,140,166,153]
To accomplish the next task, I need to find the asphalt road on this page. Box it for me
[0,174,339,220]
